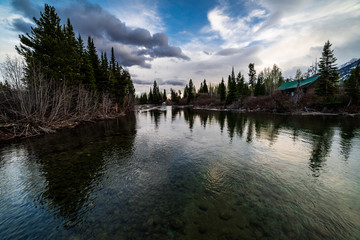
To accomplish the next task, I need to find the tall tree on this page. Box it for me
[226,70,237,104]
[87,36,101,90]
[186,79,195,103]
[248,63,256,94]
[199,79,209,94]
[152,80,161,104]
[218,78,226,102]
[77,34,95,88]
[315,40,339,101]
[254,72,266,96]
[344,66,360,105]
[16,4,65,81]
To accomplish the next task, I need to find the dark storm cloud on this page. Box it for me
[12,18,32,33]
[60,1,189,62]
[133,78,185,86]
[11,0,39,19]
[10,0,190,68]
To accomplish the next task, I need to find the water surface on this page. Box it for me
[0,107,359,239]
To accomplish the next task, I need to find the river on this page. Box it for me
[0,106,359,239]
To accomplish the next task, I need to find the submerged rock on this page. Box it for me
[198,202,208,211]
[219,211,232,221]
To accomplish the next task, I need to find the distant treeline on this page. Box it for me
[138,41,360,110]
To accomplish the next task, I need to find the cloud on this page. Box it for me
[11,18,32,33]
[9,0,189,68]
[216,48,242,56]
[11,0,39,19]
[133,78,185,86]
[59,1,189,64]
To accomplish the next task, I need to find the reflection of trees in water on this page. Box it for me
[184,108,195,130]
[181,109,360,177]
[246,118,254,143]
[216,111,226,133]
[171,107,181,121]
[200,113,208,128]
[24,113,137,225]
[308,127,334,177]
[150,110,162,128]
[339,120,358,160]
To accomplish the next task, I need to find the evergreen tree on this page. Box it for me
[198,79,209,94]
[87,36,101,90]
[62,18,80,83]
[315,40,339,101]
[183,85,189,99]
[139,93,148,104]
[148,88,153,103]
[248,63,256,94]
[344,66,360,105]
[170,88,180,103]
[226,71,237,104]
[98,52,110,92]
[77,34,95,88]
[163,89,167,102]
[254,72,266,96]
[236,71,245,98]
[16,4,66,81]
[187,79,195,103]
[152,80,161,104]
[218,78,226,102]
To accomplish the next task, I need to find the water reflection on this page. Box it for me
[22,114,137,225]
[174,108,360,176]
[1,108,360,239]
[339,119,358,160]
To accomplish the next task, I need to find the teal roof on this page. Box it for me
[278,76,319,91]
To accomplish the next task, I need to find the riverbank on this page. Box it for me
[138,103,360,117]
[0,112,126,144]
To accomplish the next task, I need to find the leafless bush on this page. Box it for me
[0,56,120,138]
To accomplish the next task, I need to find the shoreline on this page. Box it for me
[138,104,360,117]
[1,104,359,145]
[0,112,126,145]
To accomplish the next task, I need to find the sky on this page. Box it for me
[0,0,359,94]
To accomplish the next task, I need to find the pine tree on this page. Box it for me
[16,4,65,81]
[187,79,195,103]
[218,78,226,102]
[226,71,237,104]
[254,72,266,96]
[163,89,167,102]
[248,63,256,94]
[315,40,339,101]
[183,85,189,99]
[236,71,245,98]
[152,80,161,104]
[344,66,360,105]
[62,18,80,83]
[87,36,101,90]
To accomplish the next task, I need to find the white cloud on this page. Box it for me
[108,1,165,34]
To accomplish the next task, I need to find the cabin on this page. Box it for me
[277,76,319,95]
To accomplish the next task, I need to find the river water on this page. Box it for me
[0,106,359,239]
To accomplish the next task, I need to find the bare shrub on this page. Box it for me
[0,56,121,138]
